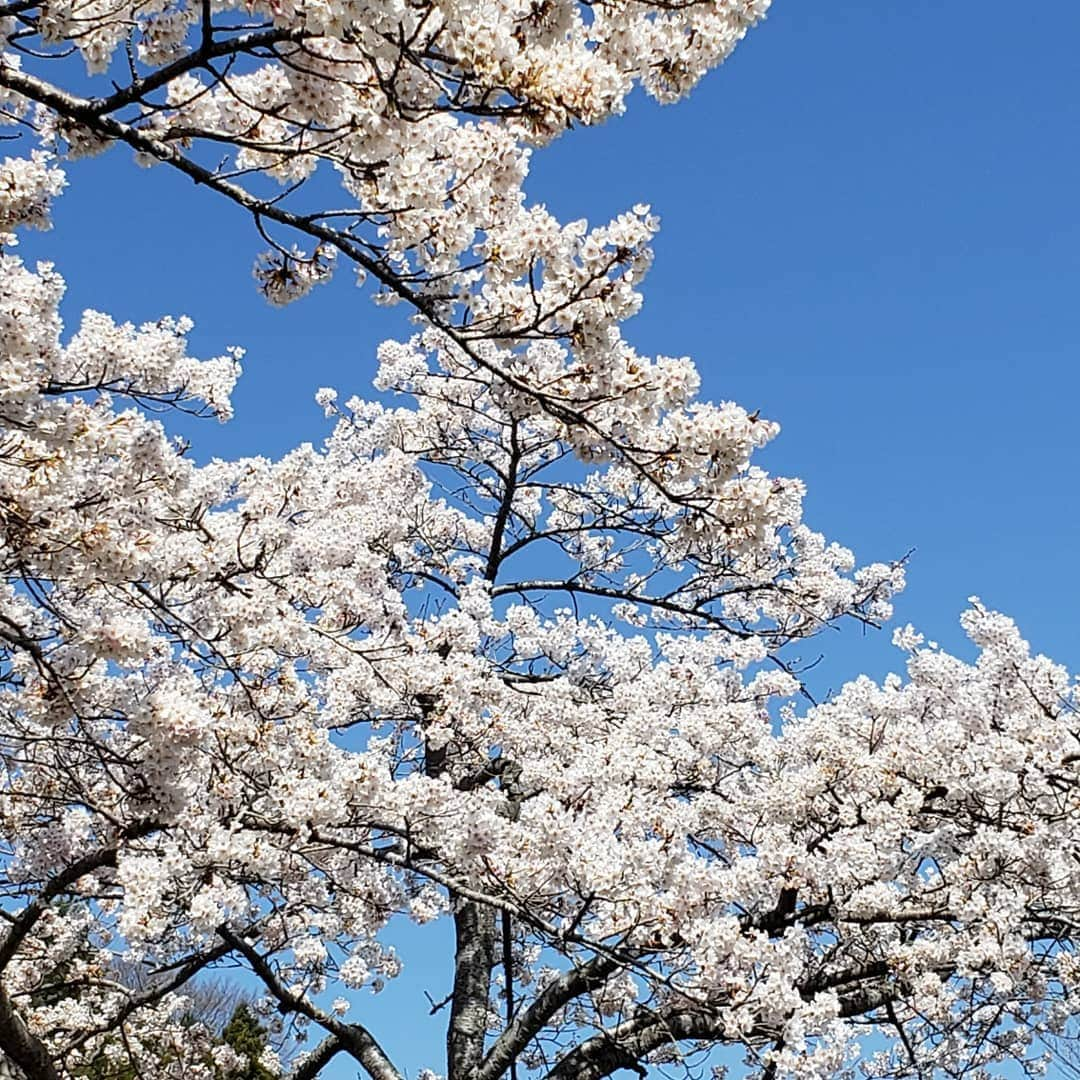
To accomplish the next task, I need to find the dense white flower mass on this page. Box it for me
[0,0,775,472]
[0,4,1073,1080]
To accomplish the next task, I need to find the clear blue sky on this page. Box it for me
[16,0,1080,1073]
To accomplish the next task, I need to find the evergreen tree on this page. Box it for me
[219,1005,276,1080]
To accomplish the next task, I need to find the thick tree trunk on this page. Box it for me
[0,987,59,1080]
[447,899,497,1080]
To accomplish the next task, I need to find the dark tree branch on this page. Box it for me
[217,926,403,1080]
[477,953,621,1080]
[0,819,160,974]
[0,982,62,1080]
[289,1034,344,1080]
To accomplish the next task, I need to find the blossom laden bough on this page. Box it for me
[0,0,769,471]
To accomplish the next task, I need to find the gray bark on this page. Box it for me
[447,899,498,1080]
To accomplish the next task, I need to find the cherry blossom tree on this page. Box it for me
[0,3,1078,1080]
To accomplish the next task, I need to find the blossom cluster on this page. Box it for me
[0,0,775,486]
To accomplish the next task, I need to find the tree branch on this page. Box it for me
[0,820,160,974]
[289,1034,344,1080]
[216,926,402,1080]
[0,982,62,1080]
[477,953,620,1080]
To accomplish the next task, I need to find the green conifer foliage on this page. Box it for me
[219,1004,276,1080]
